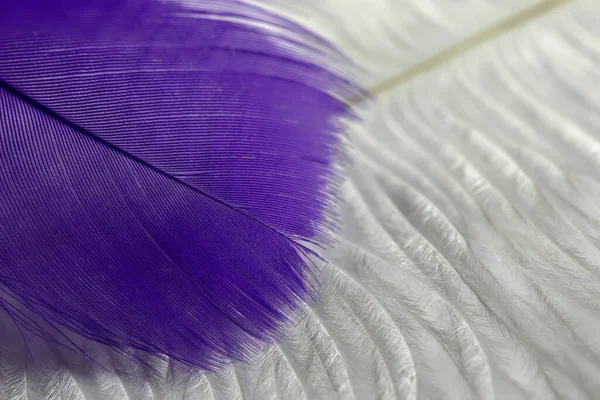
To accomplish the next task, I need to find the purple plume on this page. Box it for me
[0,0,359,369]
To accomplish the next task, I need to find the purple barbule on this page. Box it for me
[0,0,360,369]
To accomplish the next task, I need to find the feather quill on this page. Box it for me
[0,0,359,370]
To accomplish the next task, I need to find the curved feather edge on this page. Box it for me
[0,0,361,372]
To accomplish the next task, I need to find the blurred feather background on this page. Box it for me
[2,0,600,398]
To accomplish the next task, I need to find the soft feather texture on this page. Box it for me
[0,0,358,371]
[3,0,600,399]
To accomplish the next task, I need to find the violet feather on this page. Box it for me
[0,0,360,369]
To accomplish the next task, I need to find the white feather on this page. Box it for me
[2,0,600,398]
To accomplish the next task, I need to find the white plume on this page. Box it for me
[2,0,600,398]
